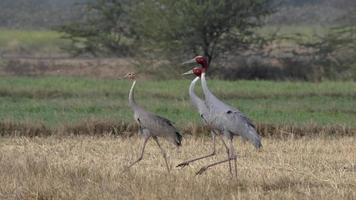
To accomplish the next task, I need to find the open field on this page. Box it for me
[0,136,355,199]
[0,77,356,133]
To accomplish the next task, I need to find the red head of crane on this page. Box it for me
[182,56,209,70]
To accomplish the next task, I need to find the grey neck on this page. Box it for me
[201,72,212,98]
[201,72,220,105]
[129,80,138,110]
[189,76,203,110]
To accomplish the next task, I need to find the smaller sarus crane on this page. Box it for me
[124,72,182,172]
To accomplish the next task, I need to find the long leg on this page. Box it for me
[229,136,238,178]
[153,137,170,172]
[125,135,150,170]
[218,135,232,175]
[195,157,235,175]
[195,134,236,176]
[176,131,216,168]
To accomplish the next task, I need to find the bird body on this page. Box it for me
[129,80,182,146]
[135,110,182,145]
[201,72,262,148]
[177,71,233,170]
[179,56,262,176]
[125,73,181,172]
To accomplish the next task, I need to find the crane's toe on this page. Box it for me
[176,162,190,168]
[195,166,208,175]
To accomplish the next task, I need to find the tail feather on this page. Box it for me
[245,127,262,149]
[253,137,262,149]
[175,132,182,146]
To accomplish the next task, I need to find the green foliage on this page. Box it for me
[57,0,273,61]
[241,9,356,82]
[133,0,274,63]
[57,0,135,57]
[317,26,356,80]
[283,24,356,81]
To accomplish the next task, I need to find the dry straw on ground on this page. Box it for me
[0,135,355,200]
[1,120,355,138]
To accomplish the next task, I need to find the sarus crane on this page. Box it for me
[124,72,182,172]
[176,66,233,174]
[180,56,262,176]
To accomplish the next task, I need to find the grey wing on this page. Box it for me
[228,108,255,128]
[140,112,182,146]
[223,107,262,149]
[203,84,261,148]
[135,109,176,132]
[151,114,175,127]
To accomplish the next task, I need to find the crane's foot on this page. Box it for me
[176,162,190,168]
[195,166,208,176]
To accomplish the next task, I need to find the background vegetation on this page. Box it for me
[0,0,354,130]
[1,0,355,80]
[0,0,355,134]
[0,1,355,199]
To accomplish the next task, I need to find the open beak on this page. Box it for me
[181,58,196,65]
[182,69,194,76]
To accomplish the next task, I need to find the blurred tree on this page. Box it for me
[282,8,356,81]
[57,0,135,57]
[0,0,84,28]
[133,0,274,64]
[58,0,273,60]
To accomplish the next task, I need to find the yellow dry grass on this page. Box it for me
[0,135,355,200]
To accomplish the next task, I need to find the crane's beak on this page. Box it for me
[120,74,129,80]
[182,69,194,76]
[121,72,137,80]
[181,58,196,65]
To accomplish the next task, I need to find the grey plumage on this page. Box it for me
[185,72,261,149]
[200,72,262,149]
[129,80,182,146]
[179,56,262,176]
[125,77,182,172]
[191,72,262,176]
[177,76,232,171]
[188,77,209,122]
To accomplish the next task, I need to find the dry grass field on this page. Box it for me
[0,135,355,200]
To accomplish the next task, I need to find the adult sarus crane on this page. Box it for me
[176,67,233,174]
[124,72,182,172]
[180,56,262,176]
